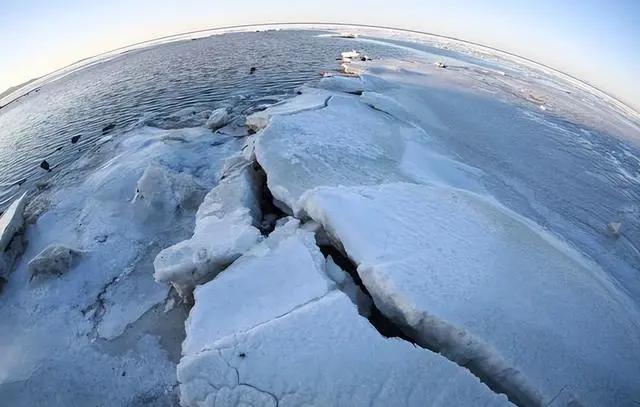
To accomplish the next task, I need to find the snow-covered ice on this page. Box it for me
[0,125,240,406]
[254,92,483,213]
[0,192,27,278]
[27,244,81,283]
[317,75,365,94]
[300,182,640,407]
[154,154,262,299]
[181,218,333,356]
[179,219,512,407]
[0,192,26,253]
[205,108,230,130]
[245,87,333,132]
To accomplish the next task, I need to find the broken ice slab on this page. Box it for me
[179,292,513,407]
[254,93,483,214]
[245,87,334,132]
[300,182,640,407]
[154,155,263,299]
[0,192,28,278]
[178,219,512,407]
[181,218,333,356]
[0,192,27,253]
[317,75,365,94]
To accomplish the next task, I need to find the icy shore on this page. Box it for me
[1,55,639,407]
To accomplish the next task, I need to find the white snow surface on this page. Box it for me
[179,220,511,407]
[300,182,640,407]
[0,126,240,406]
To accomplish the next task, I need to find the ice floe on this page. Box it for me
[300,182,640,407]
[179,219,512,407]
[254,92,483,214]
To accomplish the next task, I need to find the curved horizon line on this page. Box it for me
[2,21,637,114]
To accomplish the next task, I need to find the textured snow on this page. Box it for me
[254,93,483,213]
[205,108,230,130]
[154,154,262,298]
[300,183,640,407]
[0,126,240,406]
[0,192,27,253]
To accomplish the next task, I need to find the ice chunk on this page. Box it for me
[245,89,332,132]
[0,192,27,253]
[205,108,230,130]
[27,244,81,282]
[182,218,332,356]
[154,208,261,299]
[179,291,512,407]
[300,183,640,406]
[132,166,203,213]
[317,75,364,94]
[154,147,263,299]
[196,154,263,222]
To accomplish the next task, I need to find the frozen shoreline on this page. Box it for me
[1,53,639,407]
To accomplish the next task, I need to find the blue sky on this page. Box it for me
[1,0,638,109]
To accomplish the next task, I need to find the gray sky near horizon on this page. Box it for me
[1,0,638,110]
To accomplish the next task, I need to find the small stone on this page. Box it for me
[101,123,116,134]
[249,67,257,74]
[39,160,51,172]
[71,135,81,144]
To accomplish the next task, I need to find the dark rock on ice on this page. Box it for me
[102,123,116,134]
[71,135,81,144]
[249,67,257,74]
[39,160,51,172]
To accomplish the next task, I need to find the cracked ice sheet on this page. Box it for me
[0,126,240,406]
[179,291,512,407]
[182,218,333,356]
[245,87,335,132]
[255,93,484,214]
[300,182,640,407]
[180,218,510,407]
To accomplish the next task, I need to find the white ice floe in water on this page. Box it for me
[0,126,240,406]
[154,154,262,299]
[300,183,640,407]
[179,219,512,407]
[254,92,484,214]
